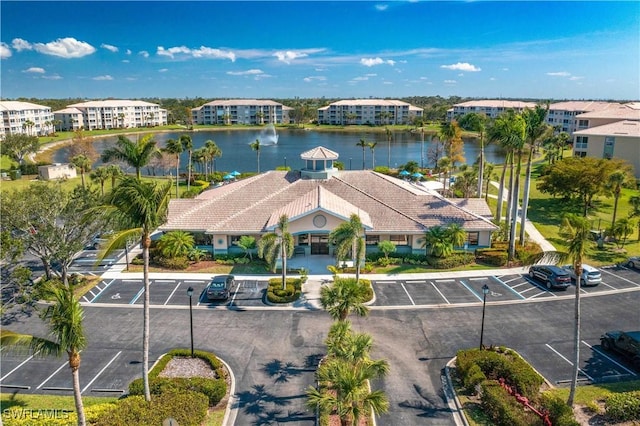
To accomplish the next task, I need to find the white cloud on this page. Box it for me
[101,43,118,53]
[126,49,132,55]
[42,74,62,80]
[360,57,395,67]
[33,37,96,58]
[440,62,481,72]
[365,73,377,77]
[0,42,11,59]
[569,76,584,81]
[159,68,168,73]
[226,69,264,76]
[502,68,509,71]
[274,50,308,64]
[546,71,571,77]
[157,45,236,61]
[444,79,457,84]
[139,51,149,58]
[375,4,388,11]
[12,38,32,52]
[489,77,496,81]
[303,76,327,82]
[125,77,137,81]
[23,67,45,73]
[122,59,130,63]
[352,76,369,81]
[383,81,393,85]
[93,75,113,81]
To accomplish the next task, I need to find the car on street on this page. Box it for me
[601,330,640,369]
[528,265,571,290]
[206,275,235,301]
[622,256,640,269]
[560,264,602,286]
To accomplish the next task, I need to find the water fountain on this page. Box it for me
[255,123,279,145]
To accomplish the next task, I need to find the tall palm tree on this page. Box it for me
[356,138,368,170]
[257,214,294,290]
[368,141,378,169]
[1,284,88,425]
[205,140,222,174]
[320,278,370,321]
[179,134,193,191]
[385,127,392,168]
[437,157,451,195]
[163,138,183,198]
[520,104,550,245]
[330,214,365,283]
[250,139,261,173]
[105,164,124,190]
[559,214,591,408]
[629,194,640,241]
[606,169,632,232]
[483,162,496,201]
[71,154,91,190]
[97,177,172,402]
[101,134,161,180]
[89,166,109,196]
[458,112,488,197]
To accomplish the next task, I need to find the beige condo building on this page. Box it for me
[317,99,423,126]
[0,101,54,138]
[54,100,167,131]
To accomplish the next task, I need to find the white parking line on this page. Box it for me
[400,283,416,305]
[405,280,426,284]
[156,280,176,283]
[130,287,145,304]
[90,279,115,303]
[228,282,242,307]
[81,351,122,394]
[185,280,206,284]
[0,352,39,382]
[88,290,97,298]
[600,268,640,287]
[434,279,455,283]
[510,282,528,289]
[459,280,483,302]
[529,290,552,299]
[545,344,594,382]
[469,277,488,281]
[502,277,522,284]
[599,281,617,290]
[430,281,450,304]
[37,360,68,389]
[581,340,638,377]
[492,277,526,300]
[164,282,182,305]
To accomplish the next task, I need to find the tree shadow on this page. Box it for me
[397,383,453,419]
[235,384,314,424]
[262,355,321,383]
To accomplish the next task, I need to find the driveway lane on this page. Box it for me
[431,279,478,304]
[372,280,413,306]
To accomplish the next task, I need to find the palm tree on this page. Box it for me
[205,140,222,174]
[89,166,109,196]
[420,226,451,257]
[320,277,370,321]
[606,169,632,232]
[71,154,91,190]
[520,104,550,245]
[250,139,261,173]
[157,230,194,258]
[458,112,489,197]
[483,162,496,201]
[180,135,193,191]
[98,177,172,401]
[105,164,124,190]
[612,218,635,248]
[257,214,294,289]
[629,194,640,241]
[356,138,368,170]
[101,134,161,180]
[330,214,365,283]
[1,284,88,425]
[368,141,378,169]
[163,138,183,198]
[385,127,392,168]
[437,157,451,195]
[560,214,591,408]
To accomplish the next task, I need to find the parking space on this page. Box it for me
[0,349,133,395]
[69,249,125,275]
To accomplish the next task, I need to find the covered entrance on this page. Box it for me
[311,235,329,255]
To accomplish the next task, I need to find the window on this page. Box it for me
[603,136,615,159]
[365,235,380,246]
[575,136,588,150]
[389,235,408,245]
[298,234,309,246]
[578,119,589,128]
[229,235,242,246]
[467,232,479,246]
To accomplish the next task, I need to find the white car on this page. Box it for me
[561,264,602,286]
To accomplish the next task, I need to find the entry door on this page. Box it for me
[310,235,329,255]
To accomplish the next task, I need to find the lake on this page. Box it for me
[52,128,506,174]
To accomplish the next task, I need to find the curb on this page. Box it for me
[443,357,469,426]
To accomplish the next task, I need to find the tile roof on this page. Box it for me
[300,146,339,160]
[163,169,498,234]
[0,101,51,111]
[576,104,640,120]
[453,100,536,109]
[573,120,640,137]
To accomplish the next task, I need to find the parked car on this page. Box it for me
[528,265,571,290]
[560,264,602,286]
[205,275,235,301]
[622,256,640,269]
[601,330,640,369]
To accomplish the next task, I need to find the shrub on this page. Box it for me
[463,363,487,393]
[95,391,208,426]
[605,391,640,422]
[540,393,580,426]
[266,278,302,303]
[515,241,543,264]
[427,252,474,269]
[476,248,508,266]
[156,256,189,270]
[191,180,210,189]
[480,380,542,426]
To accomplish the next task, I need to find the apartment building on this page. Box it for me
[54,100,167,131]
[446,100,535,121]
[317,99,423,126]
[192,99,289,125]
[545,101,622,134]
[0,101,54,138]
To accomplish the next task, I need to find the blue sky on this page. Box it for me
[1,1,638,100]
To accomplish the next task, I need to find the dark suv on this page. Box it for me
[528,265,571,290]
[206,275,235,300]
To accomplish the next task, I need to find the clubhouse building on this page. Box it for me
[162,147,497,257]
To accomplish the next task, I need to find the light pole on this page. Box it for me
[284,156,287,169]
[349,158,352,170]
[479,284,489,350]
[187,286,194,357]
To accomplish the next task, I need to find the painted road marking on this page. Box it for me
[430,281,450,304]
[90,279,115,302]
[434,279,455,283]
[600,268,640,287]
[130,287,145,304]
[0,352,39,382]
[164,282,182,305]
[581,340,638,377]
[37,361,68,389]
[502,277,522,284]
[545,344,594,382]
[400,283,416,305]
[469,277,488,281]
[82,351,122,394]
[459,280,483,302]
[492,276,526,300]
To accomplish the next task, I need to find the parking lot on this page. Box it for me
[68,249,126,276]
[372,264,640,307]
[83,277,269,308]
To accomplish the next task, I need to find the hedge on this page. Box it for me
[606,391,640,422]
[540,393,580,426]
[475,248,508,266]
[94,391,208,426]
[266,278,303,303]
[480,380,542,426]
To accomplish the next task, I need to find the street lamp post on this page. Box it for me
[479,284,489,350]
[284,156,287,169]
[349,158,352,170]
[187,286,194,357]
